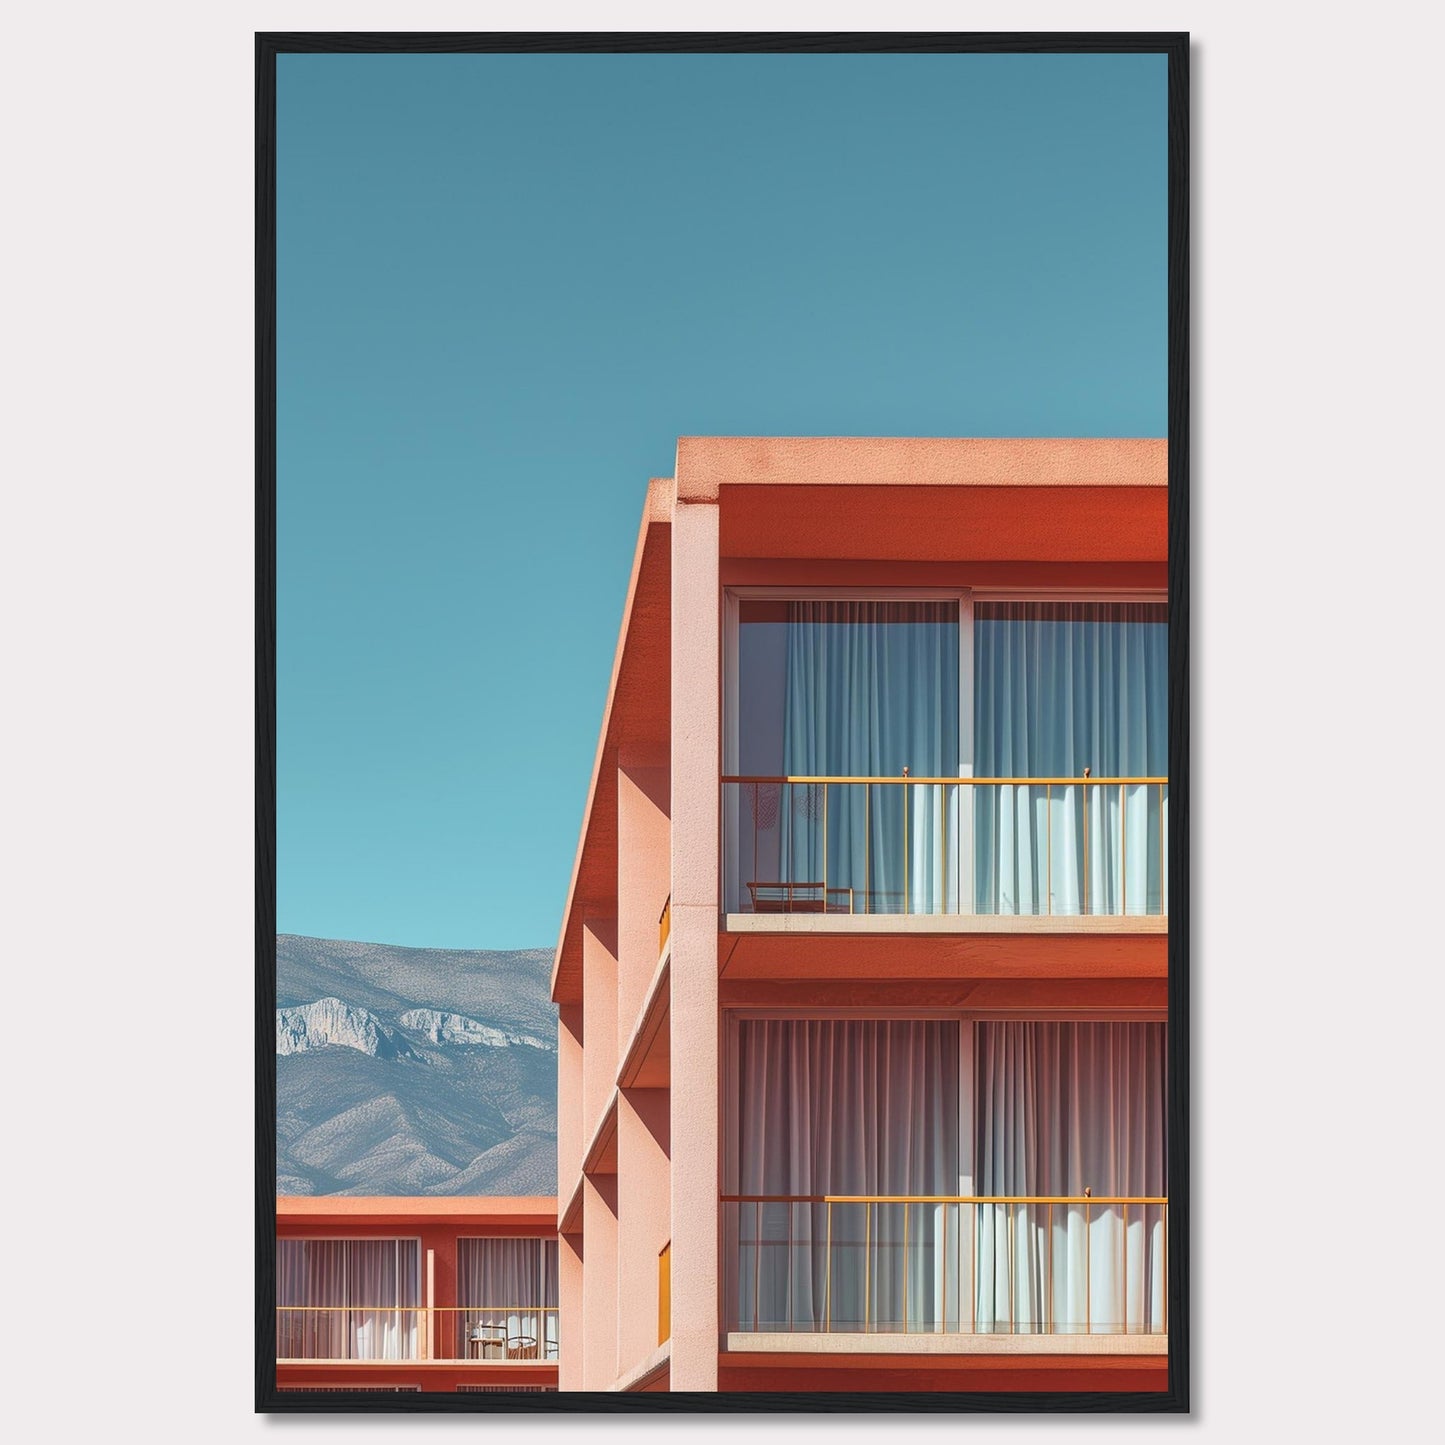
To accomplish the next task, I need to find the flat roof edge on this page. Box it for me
[550,477,674,1002]
[677,437,1166,500]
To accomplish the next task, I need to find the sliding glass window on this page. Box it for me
[974,601,1168,916]
[275,1238,422,1360]
[729,599,959,915]
[456,1237,560,1361]
[724,1017,1167,1336]
[724,595,1167,917]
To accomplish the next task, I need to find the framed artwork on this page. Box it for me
[257,31,1189,1414]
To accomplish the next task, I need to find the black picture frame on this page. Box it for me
[256,30,1189,1415]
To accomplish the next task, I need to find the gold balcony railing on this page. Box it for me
[658,1241,671,1346]
[275,1305,559,1363]
[659,894,671,955]
[722,775,1168,919]
[722,1195,1168,1338]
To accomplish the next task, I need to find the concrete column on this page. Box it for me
[557,1004,584,1189]
[581,1174,619,1390]
[581,920,618,1142]
[617,1086,672,1374]
[617,751,671,1053]
[669,495,720,1390]
[558,1231,583,1391]
[420,1223,458,1363]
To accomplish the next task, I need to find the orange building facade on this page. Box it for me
[552,438,1171,1393]
[275,1196,560,1394]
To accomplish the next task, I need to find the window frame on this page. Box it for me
[455,1235,560,1310]
[721,586,1167,918]
[720,1007,1168,1336]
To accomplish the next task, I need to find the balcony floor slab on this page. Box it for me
[726,1331,1165,1356]
[724,914,1166,935]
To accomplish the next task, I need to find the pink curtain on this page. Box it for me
[732,1018,959,1331]
[975,1021,1167,1333]
[457,1238,559,1359]
[276,1238,421,1359]
[729,1017,1167,1336]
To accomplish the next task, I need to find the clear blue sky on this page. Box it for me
[277,51,1166,950]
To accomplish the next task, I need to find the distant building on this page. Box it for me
[275,1196,559,1393]
[552,438,1170,1393]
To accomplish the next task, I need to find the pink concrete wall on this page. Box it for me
[581,920,618,1144]
[557,1004,584,1191]
[617,1086,672,1374]
[581,1173,619,1389]
[557,1231,583,1392]
[668,494,721,1390]
[616,752,670,1056]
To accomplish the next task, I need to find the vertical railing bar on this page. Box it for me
[864,784,871,914]
[822,783,828,914]
[1163,1202,1169,1335]
[1083,781,1090,915]
[1007,1201,1015,1335]
[1124,1202,1129,1336]
[788,1199,794,1333]
[825,1201,833,1333]
[863,1200,873,1334]
[1047,783,1052,916]
[903,782,910,915]
[754,1200,761,1332]
[1047,1202,1054,1335]
[752,782,758,911]
[903,1201,909,1334]
[957,1200,964,1336]
[1159,782,1165,916]
[1086,1201,1092,1335]
[942,1199,949,1335]
[971,1200,977,1334]
[942,782,949,915]
[1121,782,1127,915]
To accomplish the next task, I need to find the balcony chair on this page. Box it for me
[466,1321,506,1359]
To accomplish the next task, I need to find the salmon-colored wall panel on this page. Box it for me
[721,485,1166,562]
[721,558,1168,590]
[720,977,1168,1012]
[719,930,1167,980]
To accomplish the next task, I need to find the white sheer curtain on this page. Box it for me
[457,1238,559,1359]
[974,602,1168,916]
[974,1022,1167,1333]
[731,1019,959,1331]
[782,602,958,914]
[276,1238,420,1359]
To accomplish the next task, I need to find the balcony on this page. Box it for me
[723,1195,1167,1348]
[723,774,1168,923]
[275,1305,559,1364]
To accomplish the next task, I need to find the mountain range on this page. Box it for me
[275,934,558,1196]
